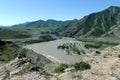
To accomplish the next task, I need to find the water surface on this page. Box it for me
[23,38,85,64]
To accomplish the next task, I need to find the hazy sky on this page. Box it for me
[0,0,120,25]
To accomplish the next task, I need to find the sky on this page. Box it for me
[0,0,120,26]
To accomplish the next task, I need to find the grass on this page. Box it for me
[103,35,120,40]
[76,38,119,49]
[85,43,102,49]
[9,27,57,33]
[0,27,58,39]
[24,34,55,44]
[17,63,31,75]
[54,61,91,73]
[73,62,91,71]
[0,43,18,62]
[54,64,68,73]
[0,27,32,39]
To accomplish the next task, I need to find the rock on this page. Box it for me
[14,59,26,68]
[58,72,73,80]
[109,77,118,80]
[64,67,74,72]
[17,49,26,59]
[1,70,10,80]
[29,65,40,72]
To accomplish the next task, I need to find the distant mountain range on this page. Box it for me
[12,19,78,28]
[13,6,120,38]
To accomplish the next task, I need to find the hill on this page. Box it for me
[12,19,78,28]
[57,6,120,38]
[0,28,31,39]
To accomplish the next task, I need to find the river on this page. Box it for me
[23,38,85,64]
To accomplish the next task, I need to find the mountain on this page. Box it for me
[12,19,78,28]
[57,6,120,38]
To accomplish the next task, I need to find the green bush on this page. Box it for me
[118,54,120,58]
[24,34,55,44]
[74,62,91,71]
[0,44,17,62]
[0,28,31,39]
[85,43,102,49]
[39,34,55,42]
[57,43,82,55]
[95,51,101,54]
[14,33,31,38]
[54,64,68,73]
[57,45,69,49]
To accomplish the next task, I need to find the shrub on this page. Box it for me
[54,64,68,73]
[57,43,82,55]
[118,54,120,58]
[95,51,101,54]
[39,34,55,42]
[85,43,102,49]
[0,44,16,62]
[57,45,69,49]
[74,62,91,71]
[14,33,31,39]
[24,34,55,44]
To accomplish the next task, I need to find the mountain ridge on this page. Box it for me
[56,6,120,38]
[12,6,120,38]
[12,19,78,28]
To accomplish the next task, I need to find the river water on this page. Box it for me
[23,38,85,64]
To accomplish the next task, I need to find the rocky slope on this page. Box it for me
[0,40,53,80]
[57,45,120,80]
[57,6,120,38]
[0,40,120,80]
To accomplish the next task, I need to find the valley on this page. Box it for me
[0,6,120,80]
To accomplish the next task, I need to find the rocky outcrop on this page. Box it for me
[0,45,53,80]
[1,70,10,80]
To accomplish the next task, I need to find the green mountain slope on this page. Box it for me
[12,19,78,28]
[0,28,31,39]
[57,6,120,38]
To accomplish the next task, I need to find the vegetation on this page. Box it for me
[73,62,91,71]
[95,51,101,54]
[57,43,83,55]
[57,44,69,50]
[85,43,102,49]
[54,61,91,73]
[77,38,119,49]
[56,6,120,38]
[77,38,119,45]
[17,63,31,75]
[24,34,55,44]
[0,40,19,62]
[12,19,77,28]
[13,33,31,38]
[118,54,120,58]
[39,34,55,41]
[54,64,68,73]
[0,28,31,39]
